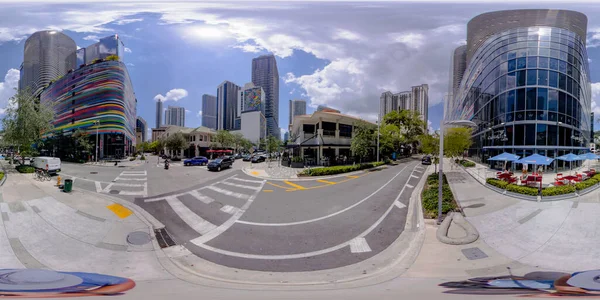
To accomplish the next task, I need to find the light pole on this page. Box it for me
[438,119,476,224]
[377,99,381,162]
[94,120,99,163]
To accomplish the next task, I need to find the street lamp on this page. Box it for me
[377,100,381,162]
[438,118,476,224]
[94,120,100,163]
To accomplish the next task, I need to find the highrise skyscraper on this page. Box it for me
[252,54,279,138]
[156,100,163,128]
[380,84,428,130]
[202,94,217,130]
[411,84,429,128]
[20,30,77,96]
[288,99,307,127]
[216,81,241,131]
[165,106,185,127]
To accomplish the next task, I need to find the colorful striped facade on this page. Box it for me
[40,60,136,158]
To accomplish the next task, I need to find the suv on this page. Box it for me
[421,155,432,165]
[207,157,234,171]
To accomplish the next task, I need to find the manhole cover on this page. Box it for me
[90,172,98,174]
[109,190,120,194]
[461,247,488,260]
[127,231,151,245]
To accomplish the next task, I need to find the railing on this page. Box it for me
[322,130,336,136]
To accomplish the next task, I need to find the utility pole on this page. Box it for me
[95,120,99,163]
[377,99,381,162]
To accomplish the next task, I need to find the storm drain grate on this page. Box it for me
[90,172,98,174]
[461,247,488,260]
[109,190,120,194]
[127,231,151,245]
[154,228,176,248]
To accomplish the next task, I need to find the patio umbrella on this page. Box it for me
[576,152,599,171]
[488,152,520,171]
[515,154,554,189]
[556,153,582,175]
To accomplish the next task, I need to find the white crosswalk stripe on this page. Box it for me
[188,190,214,204]
[206,186,249,199]
[229,177,264,184]
[99,170,147,197]
[165,196,217,235]
[221,181,261,191]
[220,205,238,214]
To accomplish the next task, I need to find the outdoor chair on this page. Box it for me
[554,180,564,186]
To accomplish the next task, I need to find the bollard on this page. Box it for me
[56,176,61,187]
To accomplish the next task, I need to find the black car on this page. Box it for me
[421,155,432,165]
[207,157,234,171]
[242,154,252,161]
[234,153,243,159]
[251,154,266,163]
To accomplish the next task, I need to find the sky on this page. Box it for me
[2,1,600,139]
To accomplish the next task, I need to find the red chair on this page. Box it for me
[575,174,583,182]
[554,180,564,186]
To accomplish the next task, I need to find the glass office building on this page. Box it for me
[449,10,592,171]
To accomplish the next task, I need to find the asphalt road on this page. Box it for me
[134,158,424,272]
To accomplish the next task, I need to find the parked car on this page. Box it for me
[421,155,432,165]
[234,153,243,159]
[183,156,208,166]
[251,154,267,163]
[242,154,252,161]
[207,157,234,171]
[32,157,62,174]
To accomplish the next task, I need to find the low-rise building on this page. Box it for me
[157,125,220,158]
[289,110,376,165]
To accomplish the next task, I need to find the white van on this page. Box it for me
[32,157,61,174]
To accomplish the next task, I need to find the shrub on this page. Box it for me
[299,162,380,176]
[0,172,4,181]
[291,156,303,163]
[592,174,600,182]
[372,161,385,167]
[427,172,448,186]
[575,178,598,191]
[542,185,576,196]
[506,184,538,196]
[140,156,146,160]
[129,157,136,161]
[16,165,35,173]
[486,178,508,189]
[422,185,455,214]
[460,160,476,167]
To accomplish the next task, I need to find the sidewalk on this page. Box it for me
[0,165,172,281]
[444,162,600,273]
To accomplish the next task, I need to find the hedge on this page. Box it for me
[506,184,539,196]
[486,178,508,189]
[427,172,448,186]
[0,172,4,181]
[16,165,35,173]
[460,160,476,167]
[422,185,455,214]
[299,161,384,176]
[593,174,600,182]
[575,178,598,191]
[129,157,136,161]
[542,185,576,196]
[140,156,146,160]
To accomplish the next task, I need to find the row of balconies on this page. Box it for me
[292,129,353,146]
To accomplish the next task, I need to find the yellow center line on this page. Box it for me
[266,182,292,190]
[346,175,359,179]
[283,180,306,190]
[263,189,273,192]
[316,179,337,185]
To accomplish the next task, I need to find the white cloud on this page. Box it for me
[389,32,425,49]
[332,29,361,41]
[124,47,132,53]
[185,109,190,113]
[591,83,600,115]
[76,45,81,50]
[83,35,100,41]
[114,18,144,25]
[154,88,189,102]
[232,43,263,53]
[126,62,135,67]
[289,88,296,95]
[427,120,433,134]
[0,68,20,115]
[197,110,203,118]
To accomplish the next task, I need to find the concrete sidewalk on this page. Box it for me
[0,166,172,281]
[445,162,600,273]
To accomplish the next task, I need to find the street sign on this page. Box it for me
[249,148,255,154]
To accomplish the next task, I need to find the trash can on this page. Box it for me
[64,179,73,193]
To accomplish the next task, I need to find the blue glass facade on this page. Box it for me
[450,24,592,171]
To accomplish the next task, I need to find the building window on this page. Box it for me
[303,124,315,134]
[322,121,336,136]
[339,124,352,138]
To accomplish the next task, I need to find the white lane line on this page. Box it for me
[107,182,145,187]
[95,181,102,193]
[119,190,146,196]
[220,205,238,214]
[195,164,419,259]
[349,237,371,253]
[394,200,406,209]
[165,196,216,235]
[221,181,260,191]
[191,179,266,245]
[121,171,147,175]
[410,174,418,179]
[206,186,249,199]
[235,164,411,227]
[141,175,240,202]
[101,183,114,193]
[115,177,147,181]
[229,177,264,184]
[406,184,414,188]
[414,170,422,173]
[188,190,214,204]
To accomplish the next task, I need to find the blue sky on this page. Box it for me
[2,1,600,138]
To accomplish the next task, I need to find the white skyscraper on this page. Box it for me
[165,106,185,127]
[289,99,307,127]
[216,80,242,131]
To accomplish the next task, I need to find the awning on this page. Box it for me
[206,149,233,153]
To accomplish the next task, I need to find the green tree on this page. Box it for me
[419,133,440,172]
[215,130,234,148]
[240,138,253,152]
[383,110,425,153]
[1,88,54,164]
[379,123,404,156]
[232,132,244,153]
[351,120,375,163]
[72,129,93,160]
[444,127,473,160]
[266,135,279,154]
[165,132,187,157]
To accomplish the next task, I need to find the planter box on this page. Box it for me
[484,183,506,194]
[280,160,290,167]
[576,183,600,196]
[505,191,538,201]
[541,193,577,201]
[291,162,304,168]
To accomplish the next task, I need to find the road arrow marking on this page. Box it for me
[349,237,371,253]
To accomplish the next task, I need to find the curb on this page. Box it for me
[157,162,428,288]
[0,163,6,187]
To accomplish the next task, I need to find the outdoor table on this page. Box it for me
[562,175,578,184]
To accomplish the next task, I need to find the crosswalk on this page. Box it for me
[98,170,148,197]
[137,174,265,245]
